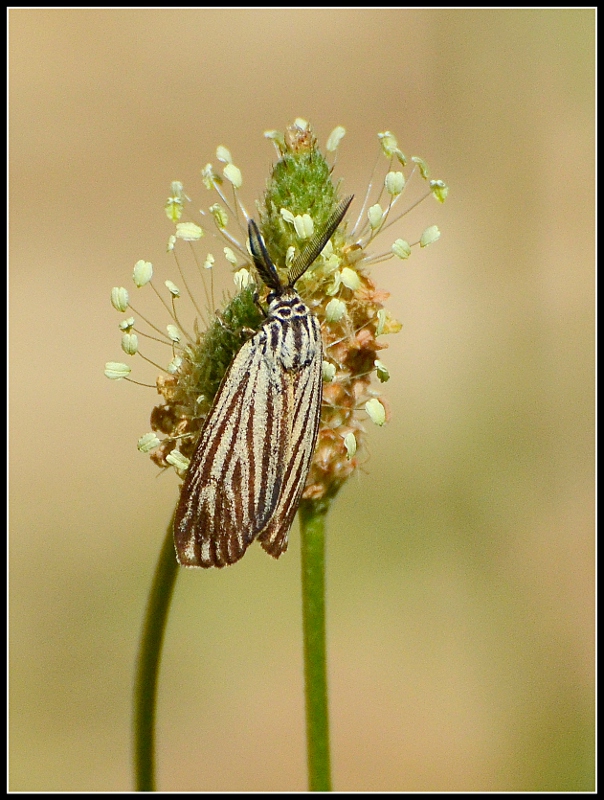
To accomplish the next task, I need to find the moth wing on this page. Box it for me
[174,336,288,568]
[258,352,323,558]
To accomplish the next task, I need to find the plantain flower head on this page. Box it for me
[105,119,447,507]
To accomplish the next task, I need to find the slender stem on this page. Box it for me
[299,500,332,792]
[133,513,179,792]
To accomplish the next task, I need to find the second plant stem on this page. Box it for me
[299,499,332,792]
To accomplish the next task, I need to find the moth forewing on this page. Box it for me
[173,195,353,568]
[173,332,290,567]
[258,335,323,557]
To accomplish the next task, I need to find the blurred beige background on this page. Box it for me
[9,8,594,792]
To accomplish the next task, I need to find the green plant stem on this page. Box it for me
[299,500,332,792]
[133,514,179,792]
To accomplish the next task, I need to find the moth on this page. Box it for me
[174,195,354,567]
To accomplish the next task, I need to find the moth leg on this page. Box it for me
[252,288,268,318]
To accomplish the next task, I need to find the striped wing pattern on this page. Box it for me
[174,292,322,568]
[258,349,323,557]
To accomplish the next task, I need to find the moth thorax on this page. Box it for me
[269,290,310,321]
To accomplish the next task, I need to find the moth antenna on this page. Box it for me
[247,220,283,293]
[287,195,354,287]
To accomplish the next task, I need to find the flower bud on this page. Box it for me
[322,361,336,382]
[111,287,129,312]
[411,156,429,179]
[385,171,405,196]
[326,126,346,152]
[224,247,237,266]
[343,432,357,459]
[294,213,314,239]
[121,332,138,356]
[166,450,190,471]
[365,398,386,426]
[216,145,232,164]
[374,360,390,382]
[430,180,449,203]
[368,204,384,230]
[137,433,160,453]
[133,260,153,287]
[340,267,361,291]
[420,225,440,247]
[104,362,131,380]
[234,268,252,291]
[392,239,411,260]
[223,163,242,189]
[209,203,228,228]
[175,222,203,241]
[325,298,346,323]
[166,325,180,343]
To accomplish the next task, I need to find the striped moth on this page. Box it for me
[174,196,354,567]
